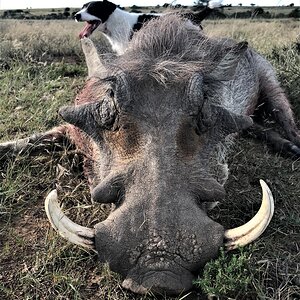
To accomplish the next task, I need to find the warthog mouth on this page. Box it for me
[122,269,195,295]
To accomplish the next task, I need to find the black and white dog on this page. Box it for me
[75,0,222,54]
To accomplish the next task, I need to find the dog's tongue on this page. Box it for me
[79,22,93,38]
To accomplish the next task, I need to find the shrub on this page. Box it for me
[289,8,300,18]
[194,247,255,298]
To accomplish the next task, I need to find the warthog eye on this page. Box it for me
[195,102,213,134]
[108,88,114,98]
[196,113,212,134]
[104,118,142,158]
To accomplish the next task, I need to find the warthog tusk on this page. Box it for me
[45,189,96,250]
[224,180,274,250]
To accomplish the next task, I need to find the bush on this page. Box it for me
[130,9,142,13]
[130,5,141,9]
[194,247,255,298]
[289,8,300,18]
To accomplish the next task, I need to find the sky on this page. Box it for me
[0,0,298,10]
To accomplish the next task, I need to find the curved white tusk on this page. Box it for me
[224,179,274,250]
[45,189,96,250]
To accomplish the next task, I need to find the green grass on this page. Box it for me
[0,18,300,300]
[267,43,300,117]
[194,247,255,298]
[0,64,84,140]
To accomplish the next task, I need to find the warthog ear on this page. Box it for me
[211,104,253,134]
[59,99,117,138]
[209,41,248,81]
[81,37,108,78]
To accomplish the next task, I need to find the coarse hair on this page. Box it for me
[113,14,236,84]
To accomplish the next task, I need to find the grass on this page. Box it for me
[193,247,255,298]
[203,18,300,54]
[0,18,300,300]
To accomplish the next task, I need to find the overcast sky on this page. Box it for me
[0,0,298,10]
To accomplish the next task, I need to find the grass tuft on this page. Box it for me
[193,247,255,299]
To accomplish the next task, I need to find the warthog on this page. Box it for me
[1,15,299,295]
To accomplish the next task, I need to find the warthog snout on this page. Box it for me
[92,189,224,294]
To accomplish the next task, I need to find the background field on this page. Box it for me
[0,5,298,19]
[0,15,300,300]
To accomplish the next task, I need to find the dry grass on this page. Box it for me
[204,18,300,54]
[0,19,83,65]
[0,18,299,300]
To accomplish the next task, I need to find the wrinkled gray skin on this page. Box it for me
[1,15,300,295]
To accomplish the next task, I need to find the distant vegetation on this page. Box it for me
[0,7,77,20]
[0,5,299,20]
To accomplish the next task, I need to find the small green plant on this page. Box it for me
[193,247,255,298]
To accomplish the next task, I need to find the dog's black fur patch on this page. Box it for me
[133,14,160,31]
[82,1,117,23]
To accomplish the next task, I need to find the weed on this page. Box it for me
[193,247,255,299]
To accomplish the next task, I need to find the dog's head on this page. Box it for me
[75,0,117,38]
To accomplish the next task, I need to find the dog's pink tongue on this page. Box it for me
[79,22,93,38]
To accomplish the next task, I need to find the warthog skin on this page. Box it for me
[1,15,299,295]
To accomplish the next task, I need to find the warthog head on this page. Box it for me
[45,16,274,295]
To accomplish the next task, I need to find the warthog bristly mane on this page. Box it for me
[110,15,245,84]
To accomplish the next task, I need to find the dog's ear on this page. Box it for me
[81,37,108,78]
